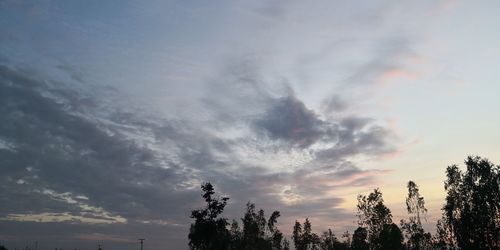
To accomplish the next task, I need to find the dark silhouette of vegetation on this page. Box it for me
[378,223,404,250]
[440,156,499,249]
[319,228,349,250]
[188,182,231,250]
[351,227,369,250]
[188,183,289,250]
[400,181,432,249]
[292,218,320,250]
[356,188,393,249]
[188,156,499,250]
[231,202,289,250]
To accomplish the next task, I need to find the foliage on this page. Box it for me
[440,156,499,249]
[187,156,499,250]
[432,219,454,250]
[189,183,288,250]
[188,182,231,250]
[293,218,321,250]
[235,202,288,250]
[400,181,432,249]
[377,223,404,250]
[356,188,393,249]
[351,227,369,250]
[319,228,349,250]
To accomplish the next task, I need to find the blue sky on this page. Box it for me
[1,1,500,249]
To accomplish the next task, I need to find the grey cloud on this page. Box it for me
[253,95,333,148]
[200,58,288,125]
[205,162,386,234]
[251,93,396,162]
[321,95,348,114]
[57,63,86,83]
[316,117,396,162]
[0,65,196,224]
[0,62,399,249]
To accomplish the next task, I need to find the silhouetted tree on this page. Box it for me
[319,228,337,250]
[341,230,351,247]
[188,182,231,250]
[351,227,369,250]
[293,218,320,250]
[240,202,268,249]
[268,210,287,250]
[319,228,349,250]
[356,188,393,249]
[0,245,8,250]
[232,202,288,250]
[186,155,499,250]
[283,239,291,250]
[377,223,404,250]
[441,156,499,249]
[400,181,431,249]
[432,219,454,250]
[229,219,242,250]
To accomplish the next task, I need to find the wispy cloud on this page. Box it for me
[0,62,399,247]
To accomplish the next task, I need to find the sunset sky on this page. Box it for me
[1,1,500,250]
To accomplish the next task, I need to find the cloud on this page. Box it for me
[314,117,397,162]
[251,93,396,163]
[321,95,349,115]
[57,63,86,83]
[253,95,332,148]
[0,65,196,224]
[0,63,400,249]
[347,36,420,86]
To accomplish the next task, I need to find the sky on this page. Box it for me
[1,0,500,249]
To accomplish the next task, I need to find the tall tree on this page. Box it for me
[400,181,431,249]
[268,210,286,250]
[441,156,499,249]
[293,218,320,250]
[238,202,287,250]
[356,188,393,249]
[188,182,231,250]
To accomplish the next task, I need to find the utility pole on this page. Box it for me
[138,239,145,250]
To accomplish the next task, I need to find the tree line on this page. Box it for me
[188,156,499,250]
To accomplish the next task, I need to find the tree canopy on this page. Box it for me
[441,156,499,249]
[187,156,499,250]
